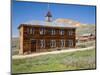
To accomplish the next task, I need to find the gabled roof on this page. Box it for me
[18,20,76,29]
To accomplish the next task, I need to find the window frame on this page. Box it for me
[40,39,45,48]
[59,29,64,35]
[51,29,56,35]
[40,28,45,35]
[50,40,56,48]
[60,39,65,47]
[67,40,73,47]
[67,30,73,36]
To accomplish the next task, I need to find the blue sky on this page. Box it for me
[12,1,96,37]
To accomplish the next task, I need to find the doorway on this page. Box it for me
[31,40,36,52]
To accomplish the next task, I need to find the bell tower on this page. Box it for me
[45,4,52,22]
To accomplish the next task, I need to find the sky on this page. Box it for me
[12,0,96,37]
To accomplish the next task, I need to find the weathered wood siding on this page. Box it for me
[19,24,76,54]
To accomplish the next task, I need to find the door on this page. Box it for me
[31,40,36,52]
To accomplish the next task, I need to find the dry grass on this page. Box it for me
[12,48,96,74]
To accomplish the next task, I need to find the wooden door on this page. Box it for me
[31,40,36,52]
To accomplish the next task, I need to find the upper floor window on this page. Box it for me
[50,40,56,48]
[59,29,64,35]
[32,28,35,34]
[40,39,45,48]
[66,40,73,47]
[27,28,30,34]
[27,28,35,35]
[30,28,33,34]
[67,30,73,36]
[40,28,45,35]
[51,29,56,35]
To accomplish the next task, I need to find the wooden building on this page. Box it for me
[76,33,95,42]
[18,11,76,54]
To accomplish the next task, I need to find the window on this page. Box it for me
[27,28,35,34]
[50,40,56,48]
[40,40,45,48]
[27,28,30,34]
[40,28,45,35]
[30,28,33,34]
[67,30,73,36]
[67,40,73,47]
[60,29,64,35]
[60,39,65,47]
[51,29,56,35]
[32,28,35,34]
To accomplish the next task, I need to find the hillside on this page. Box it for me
[12,37,19,50]
[55,18,81,27]
[76,24,95,35]
[55,18,95,35]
